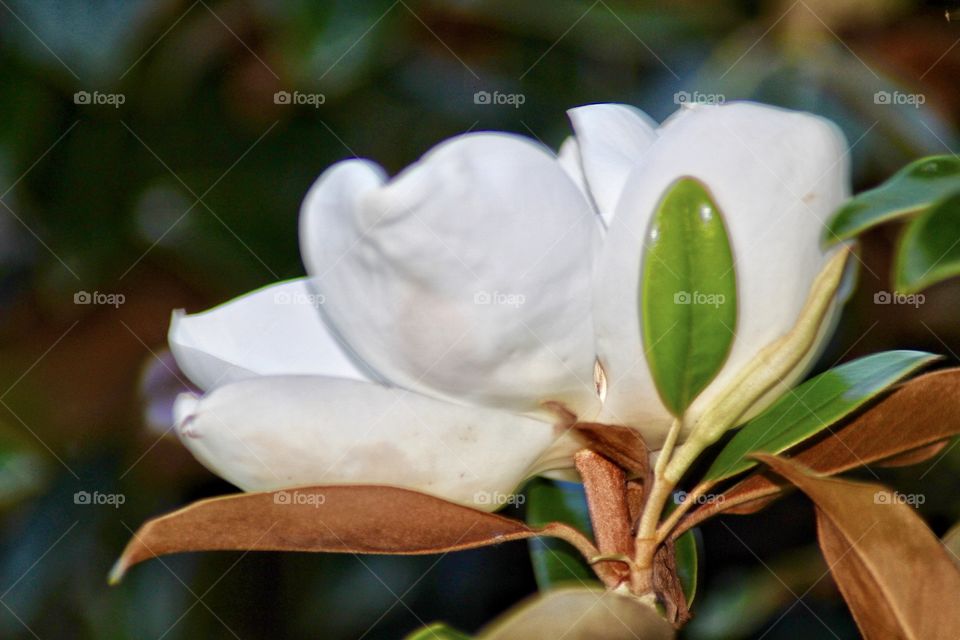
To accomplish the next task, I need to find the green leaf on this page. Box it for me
[405,623,472,639]
[641,177,737,416]
[895,191,960,293]
[524,479,597,589]
[674,528,699,607]
[703,350,939,483]
[826,155,960,244]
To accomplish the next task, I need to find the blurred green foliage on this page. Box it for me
[0,0,959,637]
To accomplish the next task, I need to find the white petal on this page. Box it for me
[300,133,601,420]
[557,136,589,198]
[568,104,659,225]
[175,376,563,510]
[594,102,850,446]
[169,279,370,392]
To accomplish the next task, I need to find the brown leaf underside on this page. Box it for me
[653,539,692,628]
[574,422,650,478]
[111,484,618,585]
[678,369,960,535]
[573,450,632,558]
[756,454,960,640]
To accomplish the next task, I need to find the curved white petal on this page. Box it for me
[174,376,564,510]
[567,104,659,225]
[557,136,589,198]
[300,133,601,420]
[594,102,850,446]
[169,279,370,392]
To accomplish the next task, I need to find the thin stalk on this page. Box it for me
[632,418,684,594]
[656,480,714,544]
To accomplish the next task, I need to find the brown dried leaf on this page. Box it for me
[627,480,646,531]
[944,524,960,569]
[573,450,632,558]
[111,484,610,584]
[574,422,650,478]
[479,587,674,640]
[875,440,949,467]
[653,539,692,628]
[755,454,960,640]
[678,369,960,533]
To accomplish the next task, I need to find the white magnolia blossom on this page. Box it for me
[169,101,850,510]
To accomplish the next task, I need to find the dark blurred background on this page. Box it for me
[0,0,959,638]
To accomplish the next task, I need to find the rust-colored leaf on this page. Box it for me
[627,480,646,531]
[574,450,632,559]
[574,422,650,478]
[755,454,960,640]
[677,369,960,534]
[944,523,960,568]
[111,484,612,584]
[479,587,675,640]
[875,440,949,467]
[653,539,691,628]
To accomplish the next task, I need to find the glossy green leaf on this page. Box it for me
[674,528,699,607]
[641,177,737,416]
[703,350,939,483]
[826,155,960,244]
[524,479,597,589]
[405,623,472,639]
[895,191,960,293]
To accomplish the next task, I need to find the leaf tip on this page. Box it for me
[107,556,128,585]
[748,451,790,471]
